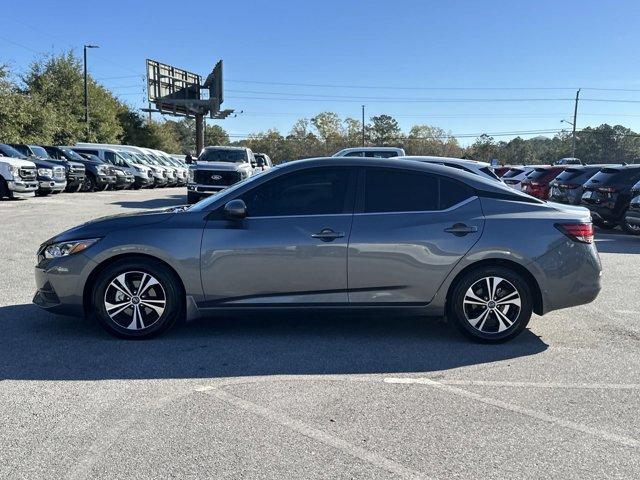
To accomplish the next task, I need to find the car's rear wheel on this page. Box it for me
[92,258,183,339]
[621,209,640,235]
[449,266,533,343]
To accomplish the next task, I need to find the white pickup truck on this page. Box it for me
[0,153,39,199]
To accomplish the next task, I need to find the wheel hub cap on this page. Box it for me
[463,276,522,334]
[104,271,166,331]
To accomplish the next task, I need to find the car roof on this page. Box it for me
[202,146,248,151]
[398,156,490,168]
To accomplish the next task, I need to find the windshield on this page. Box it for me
[118,151,138,164]
[30,146,50,158]
[199,149,248,163]
[502,168,524,178]
[0,144,27,159]
[61,148,89,162]
[188,167,278,212]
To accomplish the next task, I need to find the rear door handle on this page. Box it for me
[311,228,345,242]
[444,223,478,236]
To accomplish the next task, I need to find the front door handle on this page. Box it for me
[444,223,478,236]
[311,228,345,242]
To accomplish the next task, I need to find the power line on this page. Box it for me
[226,95,576,104]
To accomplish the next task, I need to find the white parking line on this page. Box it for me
[384,377,639,449]
[197,385,430,480]
[435,379,640,390]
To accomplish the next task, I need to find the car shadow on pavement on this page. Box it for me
[0,304,547,381]
[594,230,640,254]
[110,194,186,210]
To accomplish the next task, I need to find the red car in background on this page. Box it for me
[520,166,565,200]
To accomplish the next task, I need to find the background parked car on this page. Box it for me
[398,156,503,183]
[332,147,405,158]
[501,166,537,190]
[520,166,565,200]
[548,165,608,205]
[253,153,273,171]
[0,145,38,199]
[12,144,85,193]
[624,179,640,235]
[53,147,117,192]
[581,165,640,231]
[553,157,583,166]
[71,146,139,190]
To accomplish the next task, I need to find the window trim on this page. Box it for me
[356,166,477,214]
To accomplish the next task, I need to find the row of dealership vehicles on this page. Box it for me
[0,143,189,200]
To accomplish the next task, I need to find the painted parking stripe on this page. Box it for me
[384,377,639,449]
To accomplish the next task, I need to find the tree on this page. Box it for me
[467,134,499,162]
[369,114,402,146]
[406,125,461,157]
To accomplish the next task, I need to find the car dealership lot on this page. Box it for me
[1,189,639,479]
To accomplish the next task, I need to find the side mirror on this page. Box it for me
[224,199,247,220]
[250,161,257,168]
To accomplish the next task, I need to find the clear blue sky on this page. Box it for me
[2,0,640,145]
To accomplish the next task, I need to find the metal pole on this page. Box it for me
[571,89,580,159]
[83,46,88,141]
[361,105,365,147]
[195,114,204,155]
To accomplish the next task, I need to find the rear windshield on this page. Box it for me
[586,168,640,186]
[199,149,248,163]
[502,168,524,178]
[554,167,599,182]
[525,168,553,181]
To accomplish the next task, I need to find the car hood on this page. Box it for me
[45,210,175,244]
[193,161,247,171]
[0,155,36,168]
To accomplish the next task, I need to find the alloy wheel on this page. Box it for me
[463,276,521,334]
[103,271,166,331]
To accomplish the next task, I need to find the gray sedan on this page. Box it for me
[33,157,602,342]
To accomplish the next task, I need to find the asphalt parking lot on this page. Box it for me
[1,189,639,479]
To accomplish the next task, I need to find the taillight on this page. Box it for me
[555,223,594,244]
[597,186,617,193]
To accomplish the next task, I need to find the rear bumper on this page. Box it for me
[529,240,602,315]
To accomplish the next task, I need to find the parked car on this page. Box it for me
[501,166,537,190]
[75,143,169,188]
[54,147,117,192]
[187,146,256,204]
[70,146,140,189]
[581,165,640,230]
[115,151,155,189]
[553,157,583,166]
[141,148,179,187]
[34,157,601,342]
[9,144,69,195]
[520,166,565,200]
[548,165,608,205]
[148,149,187,186]
[332,147,405,158]
[493,166,512,178]
[0,145,38,199]
[253,153,273,171]
[623,180,640,235]
[398,156,502,183]
[23,145,87,193]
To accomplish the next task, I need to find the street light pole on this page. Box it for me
[571,88,580,159]
[361,105,365,147]
[83,44,99,141]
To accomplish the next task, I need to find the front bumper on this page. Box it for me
[96,174,117,186]
[38,179,67,193]
[135,175,154,187]
[33,252,96,317]
[7,179,38,197]
[187,183,226,195]
[153,176,168,186]
[66,174,85,187]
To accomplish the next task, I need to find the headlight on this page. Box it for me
[187,169,194,182]
[38,168,53,177]
[43,238,100,259]
[9,165,20,177]
[97,165,108,174]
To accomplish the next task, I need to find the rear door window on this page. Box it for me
[363,168,474,213]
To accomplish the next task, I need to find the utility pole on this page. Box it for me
[571,88,580,159]
[361,105,365,147]
[83,45,99,141]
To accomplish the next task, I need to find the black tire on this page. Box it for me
[100,183,110,191]
[448,266,533,343]
[0,178,8,199]
[187,191,200,204]
[621,209,640,235]
[82,174,97,192]
[91,258,184,339]
[74,183,83,192]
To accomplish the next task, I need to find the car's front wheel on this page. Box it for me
[449,266,533,343]
[92,258,183,339]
